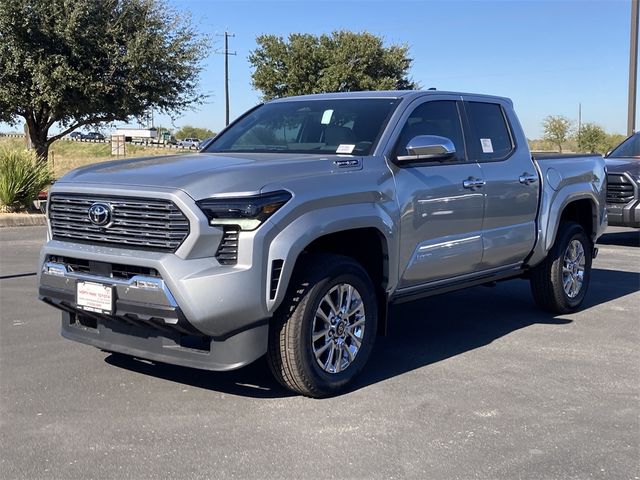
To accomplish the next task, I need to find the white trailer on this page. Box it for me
[114,128,157,142]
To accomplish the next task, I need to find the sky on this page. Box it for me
[2,0,636,139]
[159,0,635,139]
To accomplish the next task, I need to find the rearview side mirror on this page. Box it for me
[396,135,456,164]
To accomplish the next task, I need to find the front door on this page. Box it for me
[388,98,485,288]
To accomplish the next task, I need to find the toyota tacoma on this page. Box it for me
[39,90,607,397]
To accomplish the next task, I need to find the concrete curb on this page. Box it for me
[0,213,47,228]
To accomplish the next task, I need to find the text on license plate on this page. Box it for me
[76,282,113,314]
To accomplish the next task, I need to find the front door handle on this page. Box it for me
[519,173,538,185]
[463,178,486,189]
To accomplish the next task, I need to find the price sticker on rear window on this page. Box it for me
[480,138,494,153]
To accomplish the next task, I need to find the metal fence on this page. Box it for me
[0,133,200,150]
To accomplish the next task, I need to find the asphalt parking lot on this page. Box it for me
[1,225,638,480]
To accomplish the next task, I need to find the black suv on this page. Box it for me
[605,133,640,228]
[81,132,105,141]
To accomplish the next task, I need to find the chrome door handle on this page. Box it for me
[519,173,538,185]
[463,178,486,189]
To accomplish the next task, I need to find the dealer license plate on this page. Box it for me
[76,281,113,314]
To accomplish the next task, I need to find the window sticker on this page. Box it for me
[336,144,355,154]
[480,138,494,153]
[321,109,334,125]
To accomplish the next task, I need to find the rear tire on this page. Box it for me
[530,222,592,313]
[267,254,378,398]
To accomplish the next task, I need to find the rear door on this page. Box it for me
[461,97,539,269]
[387,96,485,287]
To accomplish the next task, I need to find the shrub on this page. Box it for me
[0,148,52,212]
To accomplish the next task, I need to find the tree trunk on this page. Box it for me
[25,117,50,164]
[33,141,50,163]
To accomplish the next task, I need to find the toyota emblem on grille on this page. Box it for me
[88,202,112,227]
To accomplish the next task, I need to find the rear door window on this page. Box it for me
[465,102,514,161]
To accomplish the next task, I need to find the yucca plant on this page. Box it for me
[0,148,53,212]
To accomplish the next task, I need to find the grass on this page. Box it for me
[0,137,187,179]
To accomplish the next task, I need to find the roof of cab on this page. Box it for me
[268,90,513,105]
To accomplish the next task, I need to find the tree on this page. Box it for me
[542,115,572,153]
[175,125,216,141]
[576,123,607,154]
[603,133,627,155]
[249,31,417,100]
[0,0,209,162]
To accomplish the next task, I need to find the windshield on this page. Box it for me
[205,98,399,156]
[608,133,640,158]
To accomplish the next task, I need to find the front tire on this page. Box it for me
[267,254,378,398]
[530,222,593,313]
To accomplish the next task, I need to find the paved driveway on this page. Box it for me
[1,226,638,480]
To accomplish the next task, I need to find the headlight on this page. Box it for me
[196,190,291,231]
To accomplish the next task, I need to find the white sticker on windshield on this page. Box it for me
[321,109,334,125]
[336,144,355,154]
[480,138,494,153]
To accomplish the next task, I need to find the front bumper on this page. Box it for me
[39,255,268,370]
[59,310,267,372]
[606,200,640,228]
[39,256,270,371]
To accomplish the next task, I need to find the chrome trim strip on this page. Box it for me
[42,262,178,307]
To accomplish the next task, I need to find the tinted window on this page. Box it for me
[465,102,514,161]
[608,133,640,158]
[206,99,399,156]
[394,100,466,162]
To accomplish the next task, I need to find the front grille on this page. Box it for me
[49,194,189,252]
[606,173,636,204]
[47,255,160,280]
[216,226,239,265]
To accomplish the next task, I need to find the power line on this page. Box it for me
[216,31,236,127]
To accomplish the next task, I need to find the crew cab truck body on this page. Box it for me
[39,91,607,397]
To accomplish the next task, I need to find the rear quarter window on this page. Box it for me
[465,102,514,161]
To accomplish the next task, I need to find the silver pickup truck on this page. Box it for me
[39,90,607,397]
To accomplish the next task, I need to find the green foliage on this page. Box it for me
[249,30,417,100]
[0,0,209,160]
[174,126,216,140]
[602,133,627,154]
[542,115,573,153]
[576,123,607,153]
[528,138,558,152]
[0,148,52,211]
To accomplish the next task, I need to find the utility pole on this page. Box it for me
[578,102,582,151]
[216,31,236,126]
[628,0,639,136]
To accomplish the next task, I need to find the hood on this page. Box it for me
[56,152,357,199]
[605,157,640,178]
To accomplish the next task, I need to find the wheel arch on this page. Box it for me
[266,205,396,334]
[528,190,601,268]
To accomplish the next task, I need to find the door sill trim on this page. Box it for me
[391,263,523,304]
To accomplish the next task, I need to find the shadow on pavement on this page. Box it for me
[597,229,640,247]
[105,352,294,399]
[105,268,639,398]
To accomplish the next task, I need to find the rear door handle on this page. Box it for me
[463,178,486,189]
[519,173,538,185]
